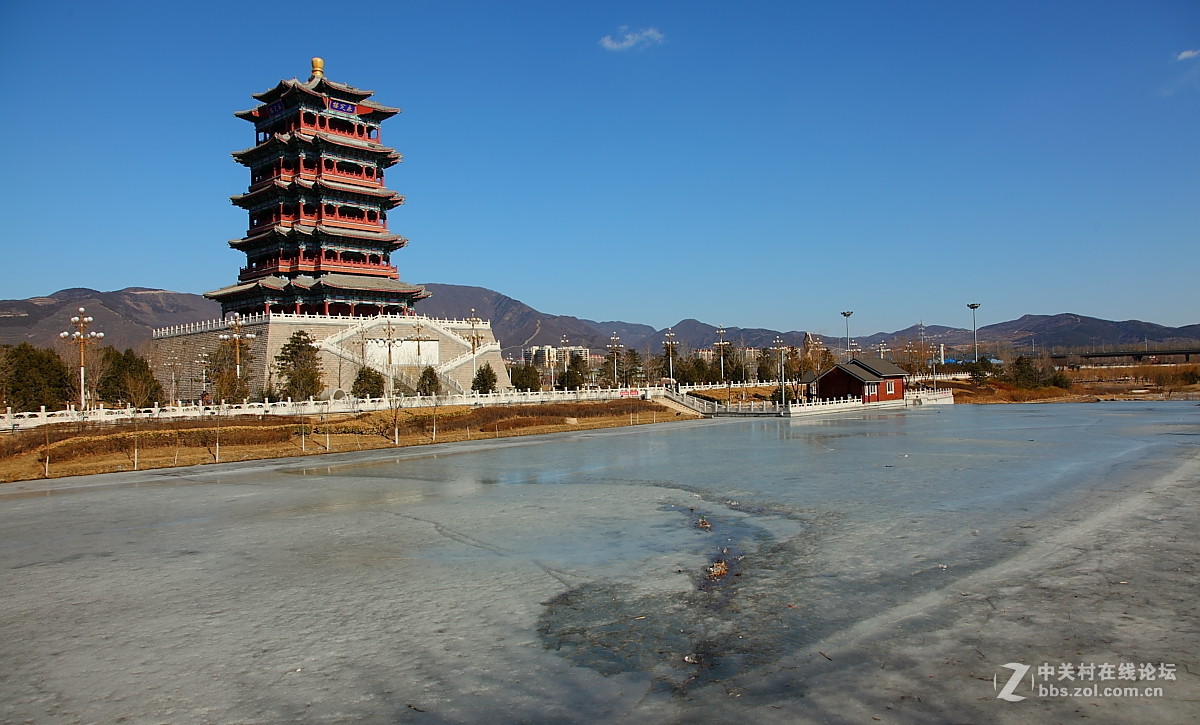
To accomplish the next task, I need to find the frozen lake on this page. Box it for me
[1,402,1196,723]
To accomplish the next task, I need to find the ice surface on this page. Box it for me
[0,402,1195,723]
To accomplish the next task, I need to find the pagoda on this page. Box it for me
[206,57,429,317]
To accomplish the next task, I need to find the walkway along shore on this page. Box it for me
[0,378,965,431]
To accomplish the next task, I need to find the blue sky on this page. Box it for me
[2,1,1196,338]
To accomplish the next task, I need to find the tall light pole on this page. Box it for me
[714,325,728,381]
[664,328,677,388]
[772,335,788,406]
[163,357,183,405]
[466,308,484,381]
[59,307,104,411]
[218,313,256,384]
[841,311,854,360]
[383,318,399,399]
[607,333,623,388]
[967,302,981,362]
[194,353,210,401]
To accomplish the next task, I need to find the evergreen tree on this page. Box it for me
[964,357,996,384]
[2,343,72,411]
[95,347,126,403]
[471,362,499,394]
[621,348,644,386]
[276,331,323,400]
[605,346,627,386]
[558,352,588,390]
[726,356,749,383]
[1005,355,1041,388]
[416,366,441,396]
[672,357,698,385]
[558,366,584,390]
[351,367,386,398]
[1001,356,1069,389]
[509,364,542,391]
[96,347,164,406]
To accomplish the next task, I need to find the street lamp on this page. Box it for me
[967,302,981,363]
[714,325,729,381]
[772,335,788,406]
[194,353,210,401]
[663,328,677,388]
[840,311,853,360]
[466,308,484,380]
[218,313,256,382]
[163,356,183,405]
[930,340,938,392]
[381,318,400,399]
[59,307,104,411]
[607,333,623,388]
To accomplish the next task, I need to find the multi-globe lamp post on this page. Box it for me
[607,333,623,388]
[218,313,256,391]
[968,302,982,363]
[466,308,484,381]
[664,328,677,388]
[772,335,788,407]
[59,307,104,411]
[714,325,729,381]
[163,356,183,406]
[194,352,210,401]
[382,318,400,399]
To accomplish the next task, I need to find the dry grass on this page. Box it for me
[688,386,787,404]
[0,400,696,483]
[945,376,1200,404]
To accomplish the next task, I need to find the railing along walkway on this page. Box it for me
[1,381,954,431]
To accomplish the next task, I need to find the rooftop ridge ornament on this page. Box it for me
[310,57,325,80]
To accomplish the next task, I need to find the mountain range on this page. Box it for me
[2,284,1197,357]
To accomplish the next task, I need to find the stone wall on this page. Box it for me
[152,314,513,402]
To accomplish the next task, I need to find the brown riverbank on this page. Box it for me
[0,400,700,483]
[939,378,1200,404]
[6,378,1195,483]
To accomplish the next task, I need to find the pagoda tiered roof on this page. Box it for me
[230,177,405,208]
[229,223,408,252]
[232,130,402,167]
[235,72,399,123]
[206,274,430,301]
[208,59,429,317]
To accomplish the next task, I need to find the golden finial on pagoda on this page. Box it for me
[310,57,325,79]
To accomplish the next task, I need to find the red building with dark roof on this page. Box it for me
[814,358,909,403]
[206,58,429,317]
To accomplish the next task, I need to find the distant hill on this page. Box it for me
[2,284,1197,356]
[970,314,1200,349]
[0,288,220,351]
[417,283,656,354]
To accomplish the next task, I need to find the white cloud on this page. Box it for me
[599,26,665,52]
[1176,49,1199,61]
